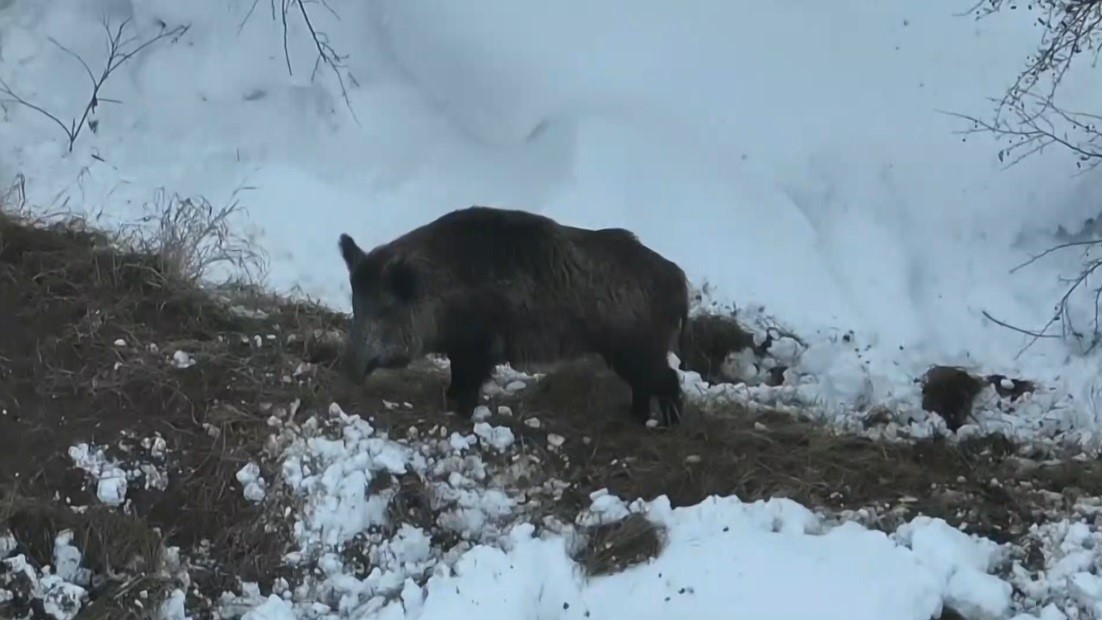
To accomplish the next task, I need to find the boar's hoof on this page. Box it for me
[656,394,684,427]
[445,384,479,419]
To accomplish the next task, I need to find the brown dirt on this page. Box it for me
[921,365,986,431]
[2,208,1100,617]
[0,210,363,615]
[678,313,759,383]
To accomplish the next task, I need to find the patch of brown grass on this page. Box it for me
[572,512,666,577]
[678,313,760,383]
[0,204,368,612]
[921,365,986,431]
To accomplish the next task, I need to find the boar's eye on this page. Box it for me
[384,258,417,302]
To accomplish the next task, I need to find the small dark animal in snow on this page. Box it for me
[338,205,691,426]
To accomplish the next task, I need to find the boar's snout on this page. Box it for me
[343,322,381,381]
[343,317,415,381]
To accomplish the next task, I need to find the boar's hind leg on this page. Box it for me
[445,343,496,420]
[651,361,683,427]
[605,345,683,427]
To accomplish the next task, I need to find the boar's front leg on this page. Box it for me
[445,340,496,419]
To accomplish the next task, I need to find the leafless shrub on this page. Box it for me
[960,0,1102,120]
[949,0,1102,170]
[982,238,1102,356]
[239,0,359,122]
[571,513,666,577]
[947,0,1102,353]
[115,186,269,288]
[945,0,1102,167]
[0,17,189,153]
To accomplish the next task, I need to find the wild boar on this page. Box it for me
[338,205,690,426]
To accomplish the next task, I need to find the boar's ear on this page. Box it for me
[383,256,418,302]
[338,233,366,271]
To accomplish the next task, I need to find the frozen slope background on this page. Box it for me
[2,0,1102,429]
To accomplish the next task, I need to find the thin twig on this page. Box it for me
[982,245,1102,357]
[946,0,1102,169]
[980,309,1056,340]
[238,0,359,123]
[943,1,1102,356]
[0,18,189,153]
[1010,238,1102,273]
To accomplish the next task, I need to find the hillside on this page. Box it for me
[0,199,1099,618]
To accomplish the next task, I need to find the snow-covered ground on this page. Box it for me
[221,404,1006,620]
[74,371,1102,620]
[6,0,1102,618]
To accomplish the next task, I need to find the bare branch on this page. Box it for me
[0,76,78,141]
[945,1,1102,172]
[1010,238,1102,272]
[942,91,1102,171]
[949,1,1102,356]
[0,18,189,153]
[966,0,1102,120]
[238,0,359,124]
[984,239,1102,357]
[980,309,1057,340]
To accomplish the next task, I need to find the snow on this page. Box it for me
[66,439,170,509]
[67,443,129,506]
[0,534,90,620]
[208,386,1017,620]
[8,0,1102,617]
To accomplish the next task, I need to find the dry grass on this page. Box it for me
[678,312,760,383]
[0,200,357,615]
[572,512,666,577]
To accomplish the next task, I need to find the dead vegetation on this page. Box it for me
[571,513,666,577]
[0,197,1099,616]
[920,365,1039,431]
[951,0,1102,357]
[678,312,760,383]
[0,199,354,615]
[921,365,987,432]
[477,356,1086,545]
[0,493,171,620]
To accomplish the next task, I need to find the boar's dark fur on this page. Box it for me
[338,205,691,426]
